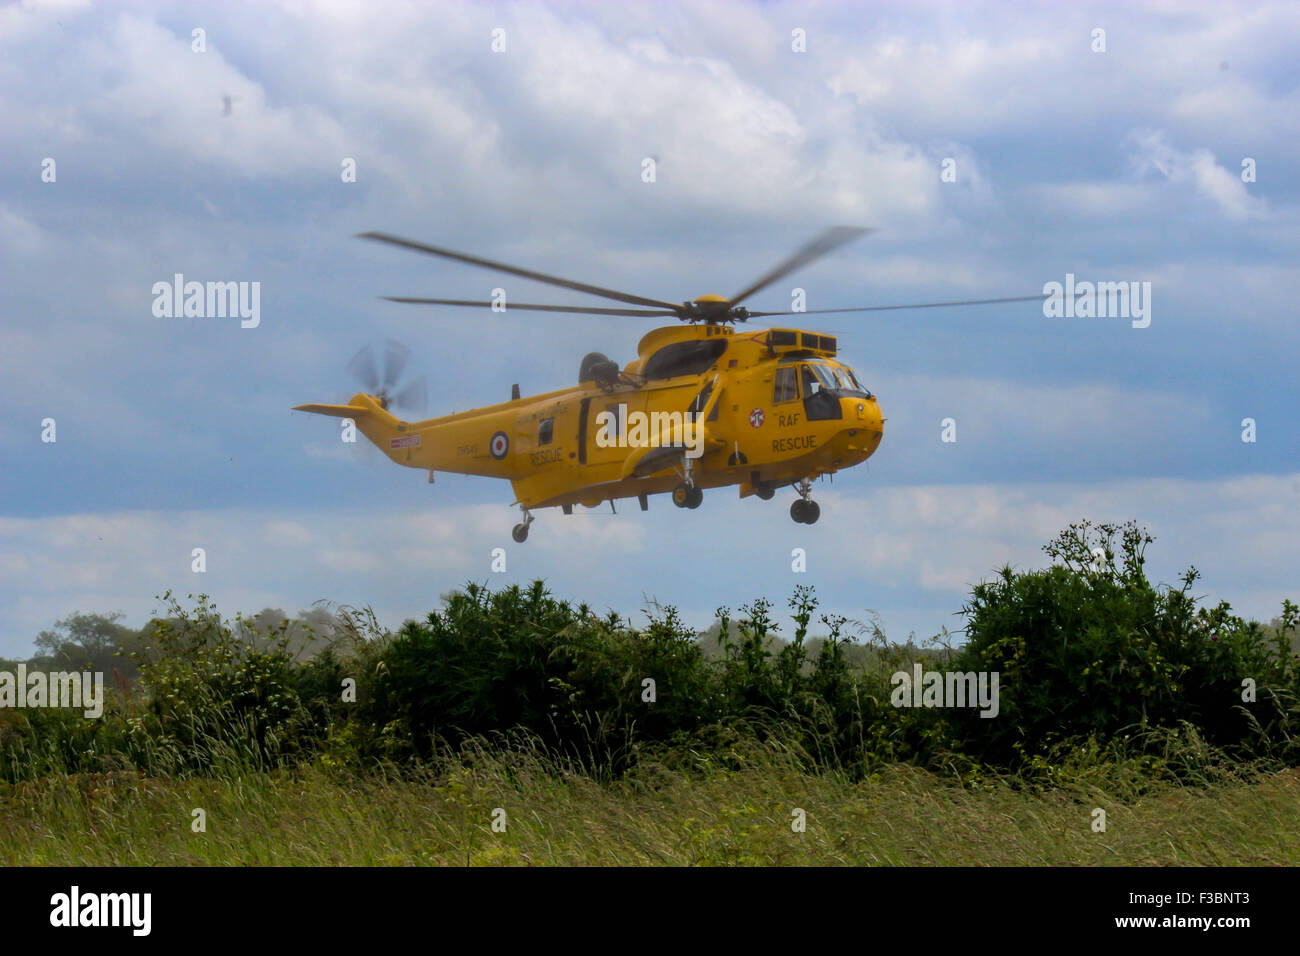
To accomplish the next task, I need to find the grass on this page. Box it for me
[2,746,1297,865]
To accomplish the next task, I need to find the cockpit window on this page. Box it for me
[801,360,869,395]
[802,363,836,395]
[841,366,871,393]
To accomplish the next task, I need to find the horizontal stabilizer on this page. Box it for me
[293,403,369,417]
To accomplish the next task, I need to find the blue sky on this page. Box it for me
[1,0,1297,657]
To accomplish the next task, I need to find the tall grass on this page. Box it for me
[2,739,1295,865]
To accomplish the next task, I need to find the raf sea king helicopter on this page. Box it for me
[295,227,1038,542]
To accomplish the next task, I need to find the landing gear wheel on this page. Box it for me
[685,486,703,509]
[790,477,819,524]
[512,505,535,542]
[672,484,692,508]
[755,482,775,501]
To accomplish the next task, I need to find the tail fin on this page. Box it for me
[293,393,415,464]
[293,393,400,424]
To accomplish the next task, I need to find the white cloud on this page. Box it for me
[84,15,351,178]
[1028,182,1159,221]
[826,32,1061,131]
[876,373,1209,447]
[1130,129,1268,222]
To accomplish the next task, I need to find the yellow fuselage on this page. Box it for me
[297,324,884,510]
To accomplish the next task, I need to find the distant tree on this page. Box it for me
[235,605,358,659]
[32,611,140,680]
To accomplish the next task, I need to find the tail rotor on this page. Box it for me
[347,339,428,418]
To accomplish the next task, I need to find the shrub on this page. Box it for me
[127,592,317,774]
[5,522,1293,785]
[953,521,1300,767]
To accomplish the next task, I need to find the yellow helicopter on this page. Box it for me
[295,228,1039,542]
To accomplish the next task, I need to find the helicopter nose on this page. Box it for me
[851,396,880,424]
[844,397,883,452]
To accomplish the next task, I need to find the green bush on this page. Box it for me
[953,520,1300,767]
[125,592,316,774]
[359,581,719,768]
[4,522,1294,785]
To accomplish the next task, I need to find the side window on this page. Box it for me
[800,365,821,397]
[538,418,554,445]
[773,367,798,403]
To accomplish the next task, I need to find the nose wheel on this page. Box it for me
[790,479,820,524]
[790,499,820,524]
[672,456,703,509]
[672,483,703,509]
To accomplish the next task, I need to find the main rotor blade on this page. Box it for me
[746,293,1047,317]
[381,296,679,318]
[730,226,873,307]
[358,232,684,312]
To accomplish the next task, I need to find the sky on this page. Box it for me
[1,0,1297,657]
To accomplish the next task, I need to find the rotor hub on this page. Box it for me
[686,295,744,324]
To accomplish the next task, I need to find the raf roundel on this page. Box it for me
[749,408,765,429]
[489,430,510,460]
